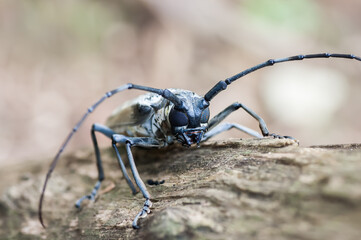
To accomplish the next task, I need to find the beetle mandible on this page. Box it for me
[39,53,361,229]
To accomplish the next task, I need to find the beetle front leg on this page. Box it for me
[203,122,262,141]
[238,102,296,140]
[238,103,296,140]
[124,142,152,229]
[112,134,161,229]
[207,102,295,140]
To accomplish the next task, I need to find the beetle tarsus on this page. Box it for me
[268,133,298,141]
[75,180,101,208]
[132,198,152,229]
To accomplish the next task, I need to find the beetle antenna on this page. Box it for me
[204,53,361,102]
[130,84,185,110]
[38,83,184,228]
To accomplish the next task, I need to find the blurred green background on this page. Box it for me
[1,0,361,167]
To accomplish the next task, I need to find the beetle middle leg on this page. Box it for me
[203,102,295,140]
[75,124,137,208]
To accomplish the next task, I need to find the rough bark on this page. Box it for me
[1,138,361,240]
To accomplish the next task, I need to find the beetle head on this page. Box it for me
[168,91,210,147]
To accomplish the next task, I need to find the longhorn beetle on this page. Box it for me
[39,53,361,229]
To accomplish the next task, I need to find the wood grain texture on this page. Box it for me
[1,138,361,239]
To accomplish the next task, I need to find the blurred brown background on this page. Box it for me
[1,0,361,167]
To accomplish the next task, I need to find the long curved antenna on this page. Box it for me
[38,83,184,228]
[204,53,361,102]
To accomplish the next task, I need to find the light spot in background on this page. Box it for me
[243,0,321,34]
[260,66,350,128]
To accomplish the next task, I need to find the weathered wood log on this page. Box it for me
[1,138,361,239]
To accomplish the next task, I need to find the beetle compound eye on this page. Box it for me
[169,108,188,127]
[200,108,210,123]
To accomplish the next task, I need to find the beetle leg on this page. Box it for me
[203,122,262,141]
[75,124,137,208]
[75,180,102,208]
[125,142,152,229]
[112,142,138,195]
[268,133,296,140]
[75,124,110,208]
[111,134,160,229]
[206,102,295,140]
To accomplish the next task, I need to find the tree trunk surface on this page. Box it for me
[1,138,361,240]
